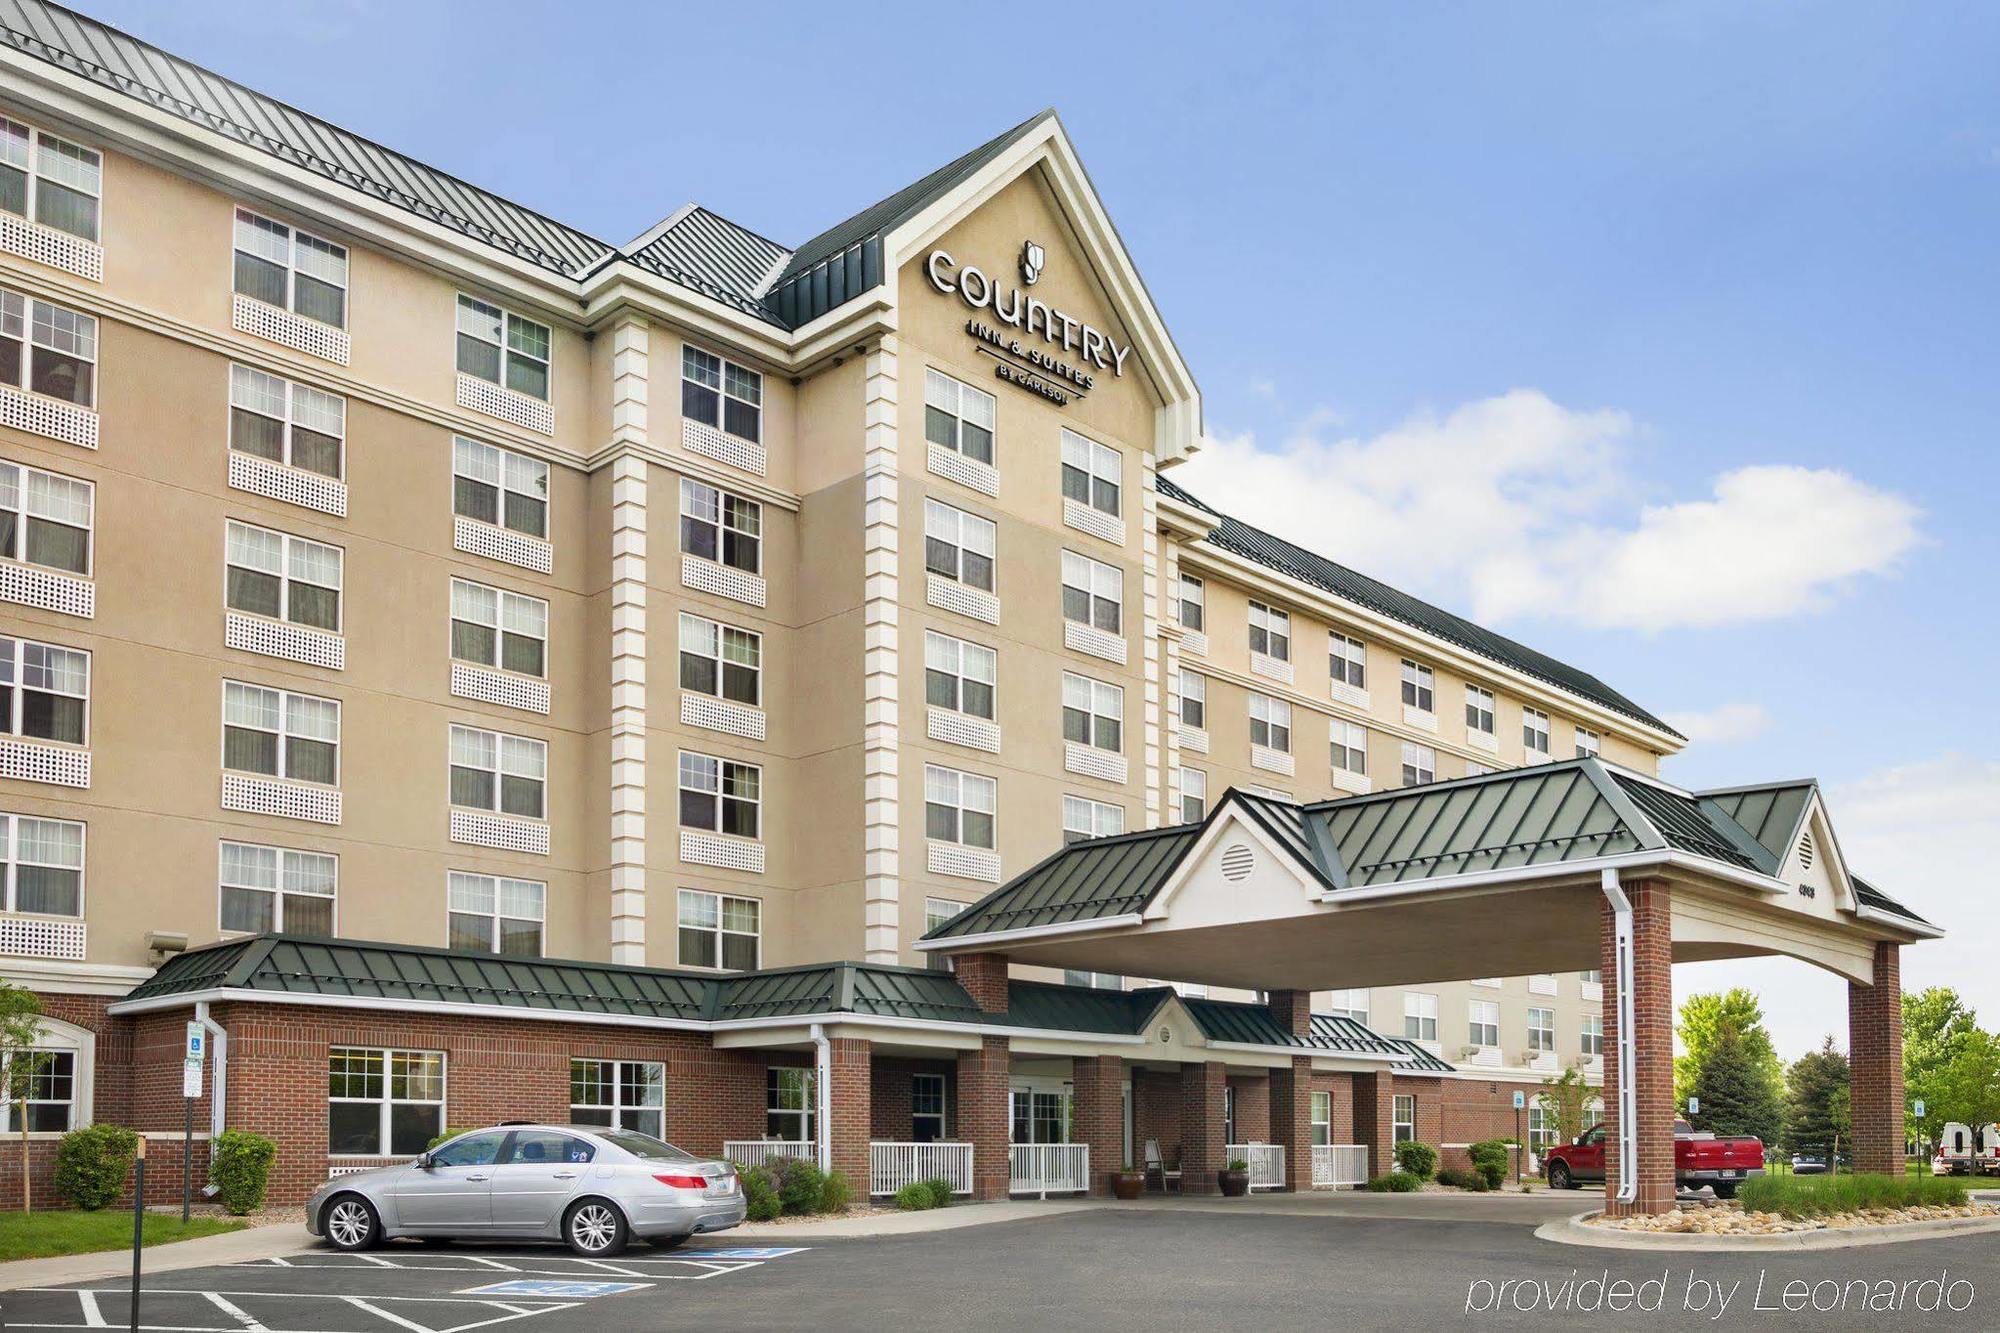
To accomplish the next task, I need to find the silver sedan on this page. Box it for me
[304,1123,746,1256]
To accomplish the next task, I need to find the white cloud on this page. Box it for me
[1661,703,1772,746]
[1177,390,1921,631]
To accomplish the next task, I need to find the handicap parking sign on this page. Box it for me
[460,1280,650,1298]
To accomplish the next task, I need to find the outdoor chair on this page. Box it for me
[1144,1138,1182,1193]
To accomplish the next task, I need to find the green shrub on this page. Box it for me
[1467,1139,1511,1189]
[1738,1172,1966,1220]
[210,1130,277,1215]
[52,1123,138,1210]
[920,1177,955,1209]
[1436,1166,1489,1191]
[1394,1141,1439,1179]
[735,1164,781,1221]
[1225,1157,1249,1172]
[425,1127,476,1151]
[765,1155,829,1215]
[893,1181,933,1210]
[1364,1170,1421,1193]
[817,1167,851,1214]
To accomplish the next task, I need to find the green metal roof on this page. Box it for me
[1003,980,1164,1035]
[922,823,1202,942]
[1380,1036,1457,1075]
[1702,782,1815,866]
[711,964,986,1025]
[1850,874,1935,929]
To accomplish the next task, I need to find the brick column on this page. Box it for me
[826,1037,873,1198]
[1602,879,1675,1216]
[1073,1054,1125,1195]
[1269,1055,1315,1191]
[1266,989,1312,1037]
[954,953,1010,1014]
[1180,1061,1227,1194]
[1352,1069,1395,1179]
[958,1036,1012,1200]
[1848,941,1905,1176]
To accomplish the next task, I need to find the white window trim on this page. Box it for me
[1329,631,1366,688]
[1403,992,1438,1042]
[446,869,546,956]
[925,630,997,721]
[234,207,347,328]
[1177,670,1206,729]
[1062,793,1124,843]
[1400,659,1435,713]
[678,611,761,707]
[924,368,996,463]
[1178,573,1205,631]
[3,633,90,746]
[925,499,998,592]
[1392,1094,1416,1144]
[1528,1006,1557,1054]
[1248,692,1292,753]
[1060,428,1122,517]
[677,749,762,840]
[327,1047,445,1160]
[569,1058,665,1132]
[452,436,551,543]
[1,284,98,409]
[1465,684,1495,736]
[221,679,339,785]
[675,886,762,970]
[225,519,343,633]
[1,115,102,244]
[2,1016,93,1138]
[457,294,551,401]
[1330,719,1368,776]
[450,577,548,679]
[924,763,997,850]
[1060,549,1123,633]
[682,343,763,443]
[1178,766,1207,822]
[1248,600,1291,662]
[679,477,762,575]
[0,810,84,918]
[1468,999,1500,1049]
[217,839,335,936]
[0,458,92,576]
[1400,741,1436,787]
[229,364,346,480]
[1062,671,1124,754]
[448,723,547,819]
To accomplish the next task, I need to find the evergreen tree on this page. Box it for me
[1675,988,1784,1119]
[1784,1036,1852,1161]
[1687,1024,1783,1146]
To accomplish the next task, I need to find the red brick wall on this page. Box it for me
[1352,1070,1394,1179]
[1071,1054,1124,1195]
[1179,1061,1226,1194]
[1602,879,1675,1215]
[1133,1066,1183,1169]
[824,1038,872,1196]
[1226,1072,1270,1144]
[0,993,125,1209]
[1311,1071,1355,1144]
[1439,1076,1522,1146]
[954,954,1009,1014]
[868,1056,959,1142]
[1848,941,1904,1175]
[1269,1056,1313,1190]
[956,1037,1011,1200]
[1266,990,1312,1037]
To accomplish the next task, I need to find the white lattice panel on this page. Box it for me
[926,707,1000,754]
[1181,629,1208,657]
[1403,706,1438,733]
[229,451,348,517]
[225,612,345,670]
[1331,683,1370,710]
[928,842,1001,884]
[927,443,999,497]
[1177,725,1209,756]
[453,515,554,574]
[1250,745,1296,777]
[680,830,765,874]
[232,294,351,365]
[0,560,93,618]
[1064,620,1127,665]
[1062,498,1126,547]
[457,373,554,435]
[0,384,97,449]
[0,738,89,788]
[450,807,550,855]
[0,214,103,281]
[221,772,341,824]
[1332,767,1371,796]
[451,661,551,714]
[680,693,763,741]
[1250,653,1295,685]
[681,555,766,607]
[0,914,85,960]
[682,419,766,476]
[1467,728,1498,753]
[1064,742,1129,785]
[925,573,999,625]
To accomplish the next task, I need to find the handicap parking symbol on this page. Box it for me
[682,1246,807,1259]
[460,1279,651,1297]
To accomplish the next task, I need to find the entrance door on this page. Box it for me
[395,1130,505,1230]
[1009,1083,1073,1143]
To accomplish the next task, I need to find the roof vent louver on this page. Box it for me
[1799,830,1815,872]
[1220,845,1255,882]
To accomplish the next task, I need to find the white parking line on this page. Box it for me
[22,1288,583,1333]
[76,1288,108,1327]
[201,1291,271,1330]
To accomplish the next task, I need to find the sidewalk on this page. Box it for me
[0,1222,314,1292]
[743,1197,1100,1238]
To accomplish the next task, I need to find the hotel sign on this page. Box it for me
[926,240,1132,406]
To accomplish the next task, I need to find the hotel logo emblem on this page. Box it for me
[1019,239,1046,286]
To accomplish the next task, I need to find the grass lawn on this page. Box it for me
[0,1211,247,1263]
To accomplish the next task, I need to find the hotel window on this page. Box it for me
[924,764,995,850]
[1581,1014,1604,1057]
[1403,992,1437,1042]
[1059,429,1121,517]
[451,579,547,678]
[682,345,762,442]
[234,209,346,328]
[0,460,91,575]
[226,521,342,632]
[1177,671,1205,729]
[0,812,82,917]
[1400,742,1435,787]
[223,682,337,783]
[1574,726,1600,758]
[0,636,87,746]
[767,1067,814,1142]
[218,840,334,936]
[453,437,549,539]
[457,295,550,401]
[1392,1094,1415,1145]
[924,897,963,971]
[1,287,96,407]
[447,870,544,956]
[924,368,995,464]
[1469,999,1500,1048]
[925,631,996,720]
[1529,1099,1553,1156]
[327,1047,443,1157]
[1310,1090,1332,1147]
[230,366,344,479]
[1329,631,1366,688]
[0,117,100,241]
[1060,550,1122,633]
[676,888,760,971]
[570,1059,664,1138]
[1400,660,1434,713]
[678,751,760,839]
[912,1073,947,1143]
[449,724,546,819]
[1178,767,1207,822]
[1248,601,1290,661]
[1064,971,1121,991]
[1466,762,1492,776]
[1465,684,1495,736]
[1248,693,1291,752]
[680,478,761,573]
[1529,1007,1556,1053]
[1178,573,1205,631]
[1326,988,1369,1025]
[1062,794,1124,845]
[1062,673,1123,753]
[0,1048,74,1132]
[924,500,996,592]
[679,613,760,706]
[1580,968,1601,983]
[1330,720,1368,777]
[1523,707,1551,757]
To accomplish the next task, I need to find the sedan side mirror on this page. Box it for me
[413,1152,433,1169]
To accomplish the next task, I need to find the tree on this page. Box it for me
[1675,988,1783,1117]
[1928,1027,2000,1136]
[1904,987,1988,1147]
[0,980,48,1213]
[1784,1037,1852,1162]
[1539,1064,1591,1146]
[1687,1024,1783,1147]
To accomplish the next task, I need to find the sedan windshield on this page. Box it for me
[597,1129,698,1162]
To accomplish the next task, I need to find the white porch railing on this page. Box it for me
[1010,1143,1090,1196]
[870,1141,974,1196]
[1311,1144,1370,1187]
[724,1140,816,1168]
[1227,1143,1286,1190]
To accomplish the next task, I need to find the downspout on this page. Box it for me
[1599,869,1637,1205]
[194,1001,227,1138]
[810,1022,831,1175]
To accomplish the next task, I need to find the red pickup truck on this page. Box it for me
[1543,1120,1765,1198]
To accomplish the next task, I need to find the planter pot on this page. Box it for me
[1217,1169,1250,1197]
[1110,1170,1145,1201]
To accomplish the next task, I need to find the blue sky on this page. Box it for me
[81,1,1998,1056]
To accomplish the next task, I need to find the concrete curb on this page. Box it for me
[734,1198,1100,1239]
[0,1221,314,1291]
[1536,1209,2000,1252]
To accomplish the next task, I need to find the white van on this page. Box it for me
[1933,1122,1975,1176]
[1978,1123,2000,1176]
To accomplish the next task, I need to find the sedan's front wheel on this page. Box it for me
[323,1195,381,1251]
[565,1199,629,1256]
